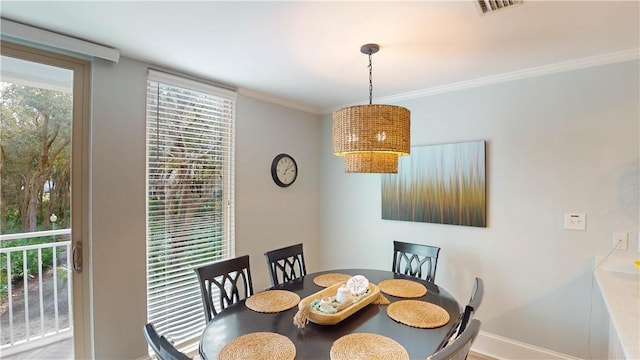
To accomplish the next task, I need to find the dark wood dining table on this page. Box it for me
[199,269,461,359]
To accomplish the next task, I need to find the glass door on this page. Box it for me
[1,41,90,359]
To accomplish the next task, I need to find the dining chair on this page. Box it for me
[427,319,481,360]
[193,255,254,322]
[264,243,307,287]
[392,240,441,283]
[143,323,191,360]
[457,277,484,336]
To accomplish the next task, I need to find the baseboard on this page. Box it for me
[472,331,581,360]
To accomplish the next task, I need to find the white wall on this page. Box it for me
[90,55,637,359]
[319,60,639,359]
[91,57,321,359]
[92,57,148,359]
[235,95,322,290]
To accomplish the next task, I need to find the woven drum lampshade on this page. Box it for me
[333,104,410,173]
[332,44,411,173]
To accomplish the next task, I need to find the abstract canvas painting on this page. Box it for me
[382,140,486,227]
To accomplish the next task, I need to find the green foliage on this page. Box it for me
[52,265,69,290]
[4,209,22,233]
[0,257,7,299]
[1,83,72,232]
[0,236,62,273]
[0,234,68,301]
[1,81,72,301]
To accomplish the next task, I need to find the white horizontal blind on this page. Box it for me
[146,70,236,343]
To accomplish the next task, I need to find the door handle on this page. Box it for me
[72,242,83,273]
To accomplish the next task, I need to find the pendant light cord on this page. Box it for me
[368,52,373,105]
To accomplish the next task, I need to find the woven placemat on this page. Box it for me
[218,332,296,360]
[386,300,450,329]
[330,333,409,360]
[313,273,351,287]
[245,290,300,313]
[378,279,427,298]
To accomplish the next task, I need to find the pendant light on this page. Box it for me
[332,43,410,173]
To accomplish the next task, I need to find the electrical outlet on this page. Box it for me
[612,232,628,250]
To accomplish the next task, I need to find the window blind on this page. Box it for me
[146,69,236,343]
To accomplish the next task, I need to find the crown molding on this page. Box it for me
[242,49,639,116]
[323,48,640,114]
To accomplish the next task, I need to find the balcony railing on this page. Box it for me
[0,229,72,356]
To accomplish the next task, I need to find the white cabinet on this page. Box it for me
[595,258,639,360]
[608,321,626,360]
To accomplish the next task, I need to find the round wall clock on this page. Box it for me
[271,153,298,187]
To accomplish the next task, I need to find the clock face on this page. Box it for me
[271,154,298,187]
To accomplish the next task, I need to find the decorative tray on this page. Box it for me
[297,281,380,325]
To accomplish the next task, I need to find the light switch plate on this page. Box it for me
[564,213,586,230]
[613,232,628,250]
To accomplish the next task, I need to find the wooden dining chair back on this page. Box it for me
[143,323,191,360]
[194,255,254,322]
[392,240,441,283]
[457,277,484,336]
[264,243,307,287]
[427,319,481,360]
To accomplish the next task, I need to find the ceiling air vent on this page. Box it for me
[478,0,522,14]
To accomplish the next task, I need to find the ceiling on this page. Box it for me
[1,1,638,114]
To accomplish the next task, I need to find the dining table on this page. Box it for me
[199,268,461,359]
